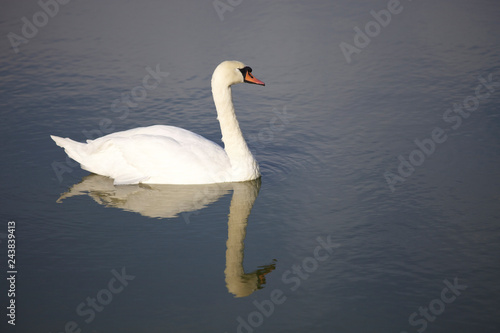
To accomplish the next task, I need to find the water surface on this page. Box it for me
[1,0,499,332]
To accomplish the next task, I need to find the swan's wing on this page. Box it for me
[97,125,208,145]
[82,126,230,185]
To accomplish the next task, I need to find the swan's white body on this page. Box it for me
[51,61,265,185]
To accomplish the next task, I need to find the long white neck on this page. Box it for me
[212,81,259,178]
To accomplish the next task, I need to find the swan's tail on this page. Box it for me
[50,135,146,184]
[50,135,87,166]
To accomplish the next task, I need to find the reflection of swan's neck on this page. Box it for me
[224,181,260,297]
[212,82,257,175]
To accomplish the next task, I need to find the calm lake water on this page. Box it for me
[1,0,500,332]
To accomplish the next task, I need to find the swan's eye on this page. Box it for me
[239,66,253,76]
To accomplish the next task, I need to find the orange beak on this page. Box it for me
[244,71,265,86]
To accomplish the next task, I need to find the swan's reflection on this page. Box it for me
[57,174,275,297]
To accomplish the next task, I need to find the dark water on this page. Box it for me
[1,0,500,332]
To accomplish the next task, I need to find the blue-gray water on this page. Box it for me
[1,0,500,332]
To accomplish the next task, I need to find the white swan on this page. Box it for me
[50,60,265,185]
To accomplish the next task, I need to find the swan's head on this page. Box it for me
[212,60,265,88]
